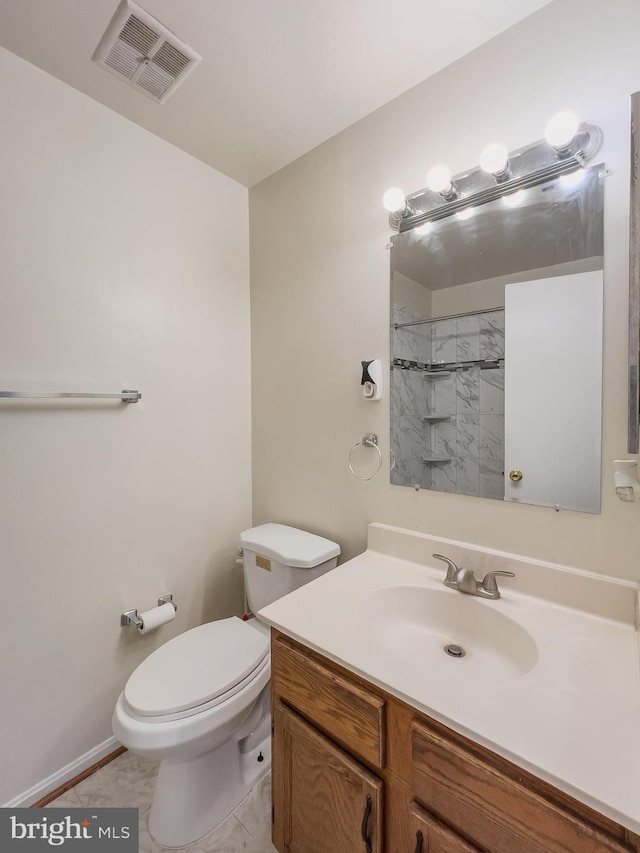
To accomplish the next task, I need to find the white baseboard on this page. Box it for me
[2,736,121,808]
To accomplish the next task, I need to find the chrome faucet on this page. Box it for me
[433,554,515,600]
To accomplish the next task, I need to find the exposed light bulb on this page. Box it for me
[415,222,432,235]
[545,111,580,149]
[383,187,407,213]
[559,168,586,187]
[426,165,453,196]
[480,143,509,176]
[456,207,474,221]
[502,190,526,207]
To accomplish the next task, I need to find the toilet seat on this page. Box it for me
[124,617,269,722]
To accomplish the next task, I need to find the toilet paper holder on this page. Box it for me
[121,594,177,628]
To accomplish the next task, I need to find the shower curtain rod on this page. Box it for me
[393,306,504,330]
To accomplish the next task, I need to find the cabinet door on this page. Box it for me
[410,803,479,853]
[273,701,383,853]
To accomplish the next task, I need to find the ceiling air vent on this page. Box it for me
[93,0,201,103]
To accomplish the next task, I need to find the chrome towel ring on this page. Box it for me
[348,434,383,481]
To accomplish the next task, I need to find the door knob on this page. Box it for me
[509,469,523,482]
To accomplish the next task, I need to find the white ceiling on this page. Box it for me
[0,0,551,187]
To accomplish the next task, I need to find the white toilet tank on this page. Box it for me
[240,523,340,616]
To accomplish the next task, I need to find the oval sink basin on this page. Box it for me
[358,586,538,680]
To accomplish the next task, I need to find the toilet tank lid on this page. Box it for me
[240,523,340,568]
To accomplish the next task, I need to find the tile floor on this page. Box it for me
[46,751,277,852]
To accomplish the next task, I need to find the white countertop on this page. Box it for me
[259,523,640,834]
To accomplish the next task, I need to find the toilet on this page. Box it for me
[112,523,340,848]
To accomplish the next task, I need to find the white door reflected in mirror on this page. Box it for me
[504,271,603,514]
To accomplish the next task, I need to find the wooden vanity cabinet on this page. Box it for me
[411,721,636,853]
[271,630,640,853]
[410,803,480,853]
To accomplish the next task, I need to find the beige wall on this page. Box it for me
[250,0,640,577]
[431,277,506,318]
[393,272,432,320]
[0,49,252,803]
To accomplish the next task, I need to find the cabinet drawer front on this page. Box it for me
[412,722,631,853]
[273,636,385,768]
[411,802,480,853]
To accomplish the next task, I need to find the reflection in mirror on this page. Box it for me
[390,164,604,512]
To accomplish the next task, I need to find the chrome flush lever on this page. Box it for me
[432,553,460,589]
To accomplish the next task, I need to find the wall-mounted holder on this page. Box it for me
[613,460,640,502]
[348,434,383,481]
[121,593,177,629]
[361,359,383,400]
[120,609,143,629]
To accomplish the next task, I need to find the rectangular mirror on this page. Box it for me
[390,164,604,512]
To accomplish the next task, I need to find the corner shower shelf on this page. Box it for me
[423,371,452,380]
[422,413,452,422]
[422,455,451,463]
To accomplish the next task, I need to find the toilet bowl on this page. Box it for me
[112,523,339,848]
[113,617,271,847]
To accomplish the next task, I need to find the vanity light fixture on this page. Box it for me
[383,187,413,215]
[545,110,581,154]
[383,186,418,230]
[479,143,511,182]
[384,111,603,233]
[426,165,458,201]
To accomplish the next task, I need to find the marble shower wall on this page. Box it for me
[391,305,433,488]
[391,308,505,498]
[392,305,431,361]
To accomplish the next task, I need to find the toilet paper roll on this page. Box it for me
[137,602,176,634]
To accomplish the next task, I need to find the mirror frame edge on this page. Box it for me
[629,92,640,453]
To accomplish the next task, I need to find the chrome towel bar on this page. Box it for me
[0,389,141,403]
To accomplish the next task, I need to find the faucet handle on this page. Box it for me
[433,554,460,588]
[480,570,515,595]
